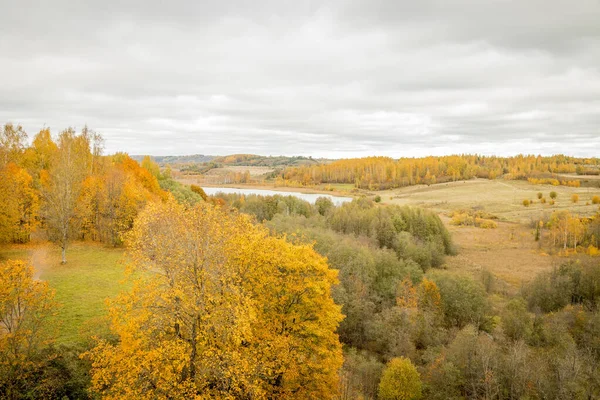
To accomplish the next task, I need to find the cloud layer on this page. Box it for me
[1,0,599,157]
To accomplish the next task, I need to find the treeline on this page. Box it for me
[279,154,600,189]
[0,123,203,260]
[215,193,600,399]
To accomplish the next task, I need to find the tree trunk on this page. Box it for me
[61,246,67,264]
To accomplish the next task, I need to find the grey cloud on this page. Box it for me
[1,0,599,158]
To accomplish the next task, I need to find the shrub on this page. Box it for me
[550,191,557,199]
[549,199,555,205]
[475,218,498,229]
[592,195,600,205]
[571,194,579,203]
[540,197,546,204]
[378,357,422,400]
[523,199,530,207]
[537,192,543,199]
[374,195,382,203]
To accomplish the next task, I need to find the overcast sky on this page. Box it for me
[1,0,599,158]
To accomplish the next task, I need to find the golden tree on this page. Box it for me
[378,357,422,400]
[85,200,343,399]
[0,164,39,243]
[0,260,57,399]
[41,128,92,263]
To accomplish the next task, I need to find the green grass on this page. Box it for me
[0,241,129,345]
[319,183,356,192]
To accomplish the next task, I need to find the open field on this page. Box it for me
[442,217,565,289]
[379,178,600,223]
[0,241,128,344]
[375,179,600,287]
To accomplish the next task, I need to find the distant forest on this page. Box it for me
[278,155,600,189]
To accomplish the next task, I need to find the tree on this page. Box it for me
[85,200,343,399]
[0,123,28,168]
[0,260,57,399]
[141,155,161,179]
[378,357,422,400]
[315,196,334,216]
[0,164,39,243]
[537,192,543,200]
[430,273,490,329]
[550,191,558,200]
[41,128,92,263]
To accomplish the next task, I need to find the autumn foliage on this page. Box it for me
[279,154,598,189]
[0,260,57,399]
[85,200,343,399]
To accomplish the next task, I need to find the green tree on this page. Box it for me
[430,273,490,329]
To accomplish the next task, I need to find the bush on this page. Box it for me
[537,192,543,199]
[378,357,422,400]
[523,199,531,207]
[374,195,382,203]
[540,197,546,204]
[550,191,557,199]
[571,194,579,203]
[549,199,555,205]
[592,195,600,205]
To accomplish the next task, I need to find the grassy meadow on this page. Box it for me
[0,241,128,344]
[380,178,599,222]
[372,179,600,288]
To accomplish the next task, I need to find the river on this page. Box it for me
[202,187,352,206]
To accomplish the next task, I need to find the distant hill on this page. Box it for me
[211,154,329,167]
[130,154,217,164]
[131,153,332,168]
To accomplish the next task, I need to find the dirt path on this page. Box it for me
[31,244,51,280]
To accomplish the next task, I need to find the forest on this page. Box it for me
[1,123,600,399]
[278,155,600,189]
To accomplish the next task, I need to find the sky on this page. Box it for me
[1,0,599,158]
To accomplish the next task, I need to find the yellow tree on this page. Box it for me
[24,128,59,182]
[378,357,422,400]
[0,164,39,243]
[0,260,57,399]
[0,123,28,168]
[85,200,343,399]
[41,128,92,263]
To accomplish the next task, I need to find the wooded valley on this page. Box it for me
[1,124,600,399]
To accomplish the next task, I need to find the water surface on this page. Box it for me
[202,187,352,206]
